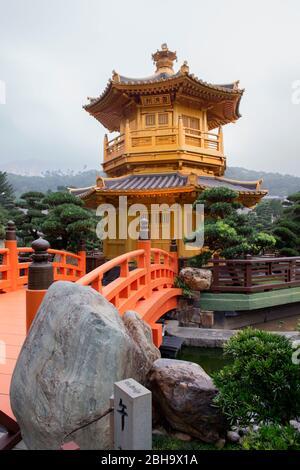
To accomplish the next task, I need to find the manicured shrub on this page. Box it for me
[213,329,300,426]
[242,424,300,450]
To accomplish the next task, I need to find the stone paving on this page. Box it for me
[165,320,300,347]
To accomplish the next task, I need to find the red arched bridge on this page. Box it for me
[0,222,181,448]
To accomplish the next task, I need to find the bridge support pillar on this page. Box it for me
[26,238,53,333]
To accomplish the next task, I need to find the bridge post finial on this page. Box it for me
[170,239,177,252]
[5,220,16,241]
[26,237,53,332]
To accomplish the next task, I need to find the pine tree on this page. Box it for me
[188,187,276,266]
[0,171,15,209]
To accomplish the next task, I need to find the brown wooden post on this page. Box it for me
[245,254,252,291]
[26,238,54,333]
[212,253,220,291]
[5,221,18,291]
[169,239,178,275]
[288,258,296,284]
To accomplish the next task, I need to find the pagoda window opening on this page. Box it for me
[182,115,200,136]
[144,112,170,128]
[145,114,156,127]
[158,113,169,126]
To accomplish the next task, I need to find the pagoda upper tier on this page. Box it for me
[84,44,244,178]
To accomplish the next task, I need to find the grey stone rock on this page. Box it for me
[215,438,226,449]
[173,432,192,442]
[122,310,160,383]
[179,268,212,291]
[152,427,168,437]
[10,281,160,450]
[289,420,300,433]
[227,430,240,443]
[147,358,227,443]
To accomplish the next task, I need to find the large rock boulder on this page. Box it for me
[10,281,160,450]
[147,358,227,443]
[179,267,212,291]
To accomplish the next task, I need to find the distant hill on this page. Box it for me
[5,167,300,198]
[7,170,102,197]
[225,167,300,198]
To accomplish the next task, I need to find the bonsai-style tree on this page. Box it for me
[14,191,48,245]
[188,187,276,266]
[252,198,283,232]
[213,329,300,426]
[41,191,99,252]
[272,192,300,256]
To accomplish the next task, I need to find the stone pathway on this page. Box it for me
[165,320,300,347]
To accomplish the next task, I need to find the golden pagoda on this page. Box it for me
[72,44,267,259]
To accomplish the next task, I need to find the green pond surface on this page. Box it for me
[177,346,231,375]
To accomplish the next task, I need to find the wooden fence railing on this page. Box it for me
[207,256,300,293]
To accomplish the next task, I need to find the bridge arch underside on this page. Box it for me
[135,287,182,347]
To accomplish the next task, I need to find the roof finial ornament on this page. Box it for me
[180,60,189,75]
[152,44,177,76]
[112,70,120,83]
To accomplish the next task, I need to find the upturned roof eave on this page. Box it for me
[83,72,243,112]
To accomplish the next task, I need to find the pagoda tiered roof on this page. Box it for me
[84,46,243,131]
[70,172,267,207]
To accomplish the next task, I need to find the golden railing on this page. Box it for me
[104,124,223,161]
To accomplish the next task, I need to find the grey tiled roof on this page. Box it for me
[119,72,238,91]
[105,173,187,190]
[70,172,264,199]
[198,176,258,192]
[119,71,181,84]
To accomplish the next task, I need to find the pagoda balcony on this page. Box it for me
[104,125,224,162]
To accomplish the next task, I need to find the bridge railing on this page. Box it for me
[208,255,300,293]
[76,242,178,316]
[0,248,10,291]
[0,221,86,292]
[76,249,146,313]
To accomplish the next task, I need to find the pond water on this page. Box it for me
[177,347,231,375]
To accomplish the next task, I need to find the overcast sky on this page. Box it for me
[0,0,300,175]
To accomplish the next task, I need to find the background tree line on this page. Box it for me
[1,169,300,258]
[4,166,300,198]
[0,171,99,252]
